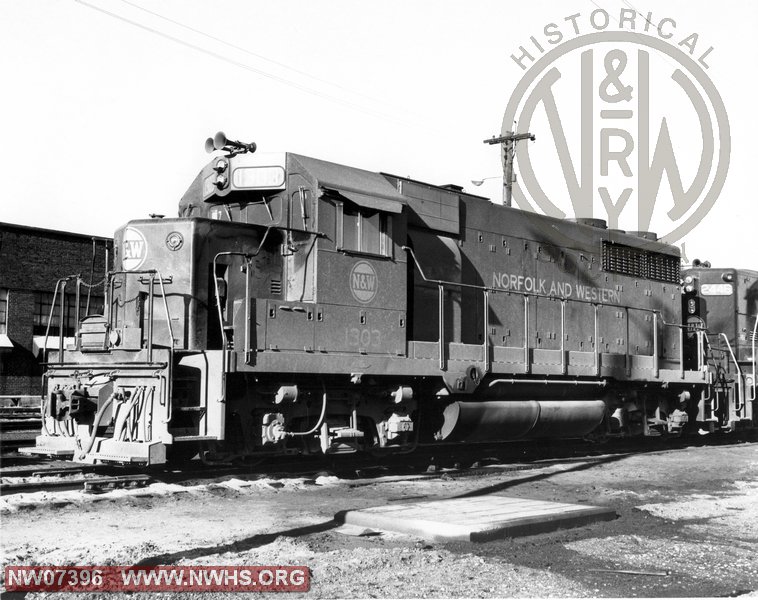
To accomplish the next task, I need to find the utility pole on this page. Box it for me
[483,131,535,206]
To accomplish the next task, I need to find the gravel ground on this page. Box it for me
[1,440,758,598]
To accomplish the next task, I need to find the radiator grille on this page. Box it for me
[270,279,282,295]
[602,241,680,283]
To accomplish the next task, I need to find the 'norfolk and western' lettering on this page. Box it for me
[492,272,621,304]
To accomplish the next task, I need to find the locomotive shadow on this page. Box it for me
[131,457,625,567]
[451,453,630,499]
[133,519,339,566]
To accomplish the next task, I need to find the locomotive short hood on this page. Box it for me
[179,152,407,216]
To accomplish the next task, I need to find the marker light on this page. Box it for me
[684,275,693,284]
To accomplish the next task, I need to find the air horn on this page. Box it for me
[204,131,257,156]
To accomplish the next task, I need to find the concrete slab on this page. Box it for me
[337,495,617,542]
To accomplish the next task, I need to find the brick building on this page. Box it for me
[0,222,113,395]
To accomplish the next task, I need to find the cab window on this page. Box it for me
[336,202,391,257]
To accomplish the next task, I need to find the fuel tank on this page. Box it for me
[437,400,607,442]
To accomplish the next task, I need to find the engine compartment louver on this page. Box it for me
[602,241,680,283]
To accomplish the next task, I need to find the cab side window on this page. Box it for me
[336,201,391,257]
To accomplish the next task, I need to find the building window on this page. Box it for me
[33,292,105,337]
[336,202,391,257]
[0,289,7,334]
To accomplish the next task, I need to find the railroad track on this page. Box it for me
[0,403,41,452]
[1,473,153,495]
[2,429,755,497]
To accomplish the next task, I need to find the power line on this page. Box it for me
[74,0,431,131]
[117,0,408,114]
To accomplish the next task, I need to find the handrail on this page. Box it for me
[699,331,717,413]
[212,230,271,405]
[157,273,174,348]
[560,300,567,375]
[403,246,685,376]
[437,283,445,370]
[719,332,744,415]
[107,269,175,356]
[483,289,490,375]
[42,279,62,363]
[523,295,530,374]
[403,246,683,318]
[751,314,758,400]
[653,312,659,378]
[147,273,155,362]
[42,275,79,364]
[595,304,601,376]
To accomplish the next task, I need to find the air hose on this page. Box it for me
[76,392,116,459]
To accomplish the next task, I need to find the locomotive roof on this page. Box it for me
[180,152,675,254]
[288,153,407,214]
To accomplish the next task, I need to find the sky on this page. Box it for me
[0,0,755,268]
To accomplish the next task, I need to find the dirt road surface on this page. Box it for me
[2,440,757,598]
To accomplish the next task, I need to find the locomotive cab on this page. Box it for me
[27,149,415,464]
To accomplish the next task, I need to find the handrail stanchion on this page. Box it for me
[483,289,490,375]
[74,277,82,340]
[625,307,631,376]
[107,273,115,329]
[594,304,600,376]
[560,299,566,375]
[43,279,62,364]
[653,312,659,379]
[58,279,66,361]
[524,295,530,374]
[720,333,744,417]
[438,283,445,371]
[245,257,252,363]
[156,271,174,348]
[147,272,155,364]
[751,315,758,401]
[697,329,705,371]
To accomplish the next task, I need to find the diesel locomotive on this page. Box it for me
[23,135,755,464]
